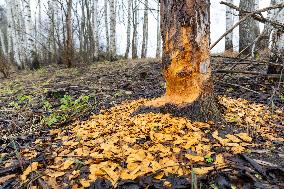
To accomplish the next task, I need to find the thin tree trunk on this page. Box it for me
[156,2,161,58]
[148,0,220,122]
[132,0,138,59]
[65,0,73,67]
[124,0,132,59]
[141,0,148,58]
[225,0,234,51]
[239,0,260,55]
[109,0,116,60]
[92,0,99,60]
[104,0,110,53]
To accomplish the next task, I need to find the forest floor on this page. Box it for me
[0,58,283,189]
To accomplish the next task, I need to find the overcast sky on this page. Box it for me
[0,0,271,57]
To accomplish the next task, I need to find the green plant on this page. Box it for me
[17,95,32,104]
[204,155,214,164]
[9,101,20,109]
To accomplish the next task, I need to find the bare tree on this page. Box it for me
[239,0,260,54]
[225,0,234,51]
[124,0,132,59]
[141,0,148,58]
[132,0,138,59]
[65,0,73,67]
[109,0,116,59]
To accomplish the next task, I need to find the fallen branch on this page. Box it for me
[215,70,283,79]
[218,81,261,95]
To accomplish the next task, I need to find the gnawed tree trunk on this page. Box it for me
[225,0,234,51]
[239,0,260,55]
[156,2,161,58]
[124,0,132,59]
[141,0,148,58]
[267,0,284,74]
[147,0,220,122]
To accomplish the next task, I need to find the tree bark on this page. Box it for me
[124,0,132,59]
[225,0,234,51]
[109,0,116,60]
[141,0,149,58]
[132,0,138,59]
[239,0,260,55]
[156,2,161,58]
[65,0,73,67]
[104,0,110,53]
[92,0,99,60]
[268,0,284,74]
[147,0,220,122]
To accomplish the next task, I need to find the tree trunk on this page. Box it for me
[147,0,220,122]
[124,0,132,59]
[92,0,99,60]
[109,0,116,60]
[258,0,276,50]
[225,0,234,51]
[239,0,260,55]
[141,0,148,58]
[104,0,110,53]
[23,0,33,65]
[156,2,161,58]
[131,0,138,59]
[65,0,73,67]
[267,0,284,74]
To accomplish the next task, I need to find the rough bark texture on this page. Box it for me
[146,0,221,122]
[225,0,234,51]
[268,0,284,74]
[239,0,260,55]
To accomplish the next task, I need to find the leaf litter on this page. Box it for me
[14,96,283,188]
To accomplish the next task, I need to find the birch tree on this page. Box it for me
[152,0,220,121]
[132,0,138,59]
[239,0,260,54]
[104,0,110,53]
[124,0,132,59]
[141,0,148,58]
[109,0,116,59]
[225,0,234,51]
[23,0,33,64]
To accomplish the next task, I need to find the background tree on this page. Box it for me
[154,0,220,121]
[124,0,132,59]
[225,0,234,51]
[141,0,148,58]
[239,0,260,54]
[267,0,284,74]
[156,2,161,58]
